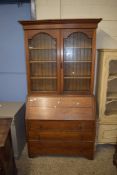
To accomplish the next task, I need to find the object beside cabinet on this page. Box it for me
[0,102,26,158]
[0,119,17,175]
[97,49,117,144]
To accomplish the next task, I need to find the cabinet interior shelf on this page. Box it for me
[31,77,57,79]
[31,90,56,93]
[29,47,92,50]
[29,47,56,50]
[65,47,92,49]
[64,76,91,79]
[64,60,92,63]
[31,76,91,79]
[30,60,92,63]
[108,74,117,81]
[30,60,56,63]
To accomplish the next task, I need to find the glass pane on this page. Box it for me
[31,79,56,92]
[109,60,117,75]
[30,62,56,77]
[105,101,117,115]
[64,32,92,61]
[105,60,117,115]
[105,77,117,115]
[64,79,90,92]
[64,62,91,77]
[29,33,56,50]
[28,33,57,92]
[107,79,117,94]
[63,32,92,93]
[29,49,56,61]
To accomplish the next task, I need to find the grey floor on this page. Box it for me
[16,144,117,175]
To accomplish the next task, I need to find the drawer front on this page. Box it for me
[28,140,94,156]
[98,124,117,144]
[27,120,95,131]
[28,130,95,141]
[27,97,93,108]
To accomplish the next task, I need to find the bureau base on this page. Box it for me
[26,96,96,160]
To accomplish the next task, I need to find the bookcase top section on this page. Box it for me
[19,18,102,30]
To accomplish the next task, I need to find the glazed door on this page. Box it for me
[26,30,60,94]
[61,29,95,95]
[105,59,117,115]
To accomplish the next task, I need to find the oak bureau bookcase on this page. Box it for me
[20,19,102,159]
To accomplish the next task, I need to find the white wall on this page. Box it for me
[35,0,117,49]
[35,0,60,19]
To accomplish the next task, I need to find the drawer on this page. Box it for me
[98,124,117,144]
[28,130,95,141]
[27,96,93,108]
[27,120,95,131]
[28,140,94,157]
